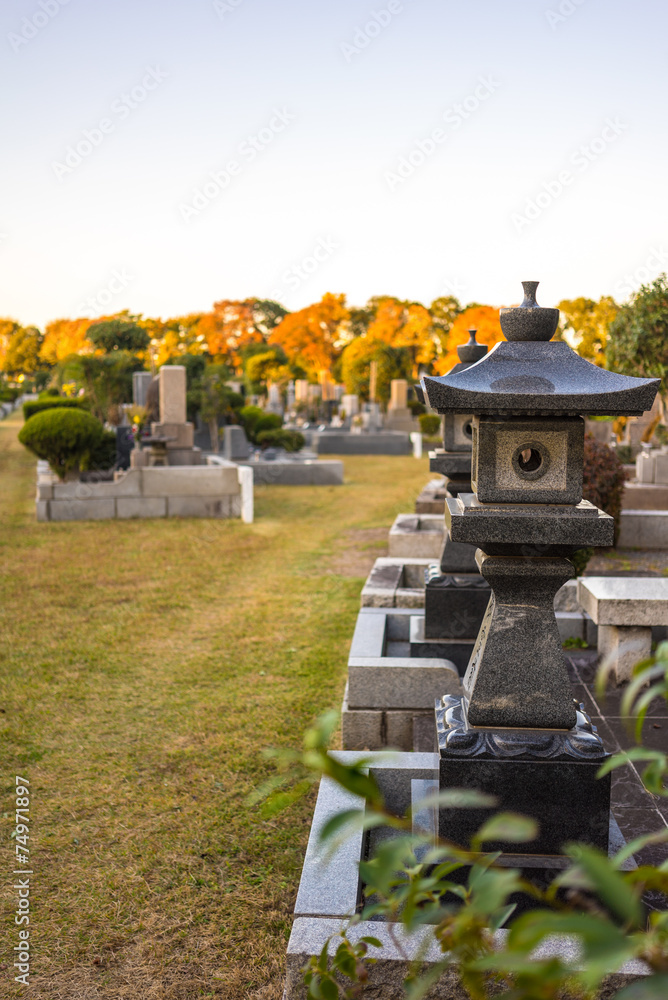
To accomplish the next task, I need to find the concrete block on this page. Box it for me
[151,421,194,449]
[413,714,437,752]
[395,587,425,608]
[116,497,167,519]
[388,514,445,559]
[578,577,668,626]
[142,467,239,497]
[349,610,387,658]
[623,482,668,510]
[618,510,668,550]
[52,470,142,499]
[598,624,652,684]
[48,498,116,521]
[293,774,364,919]
[556,611,585,642]
[165,447,202,466]
[36,483,53,500]
[166,495,234,518]
[36,500,50,522]
[247,460,344,486]
[341,707,383,750]
[385,711,414,751]
[347,657,461,709]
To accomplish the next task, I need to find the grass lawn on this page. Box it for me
[0,411,430,999]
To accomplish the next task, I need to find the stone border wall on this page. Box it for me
[35,462,253,523]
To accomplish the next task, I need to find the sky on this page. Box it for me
[1,0,667,329]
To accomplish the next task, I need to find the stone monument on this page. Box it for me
[150,365,201,465]
[422,280,660,857]
[385,379,416,432]
[132,371,153,408]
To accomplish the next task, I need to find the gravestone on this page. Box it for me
[423,280,660,860]
[150,365,201,465]
[341,393,359,418]
[267,383,283,416]
[132,371,153,408]
[223,425,251,461]
[385,379,415,432]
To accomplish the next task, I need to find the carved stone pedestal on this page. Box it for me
[436,694,610,854]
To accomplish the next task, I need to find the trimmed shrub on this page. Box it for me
[571,434,626,571]
[23,397,87,421]
[256,429,305,452]
[239,405,282,444]
[419,413,441,437]
[19,408,104,479]
[83,429,117,471]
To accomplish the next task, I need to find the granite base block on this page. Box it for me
[424,571,491,639]
[436,696,610,854]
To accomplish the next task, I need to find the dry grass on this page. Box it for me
[0,412,428,998]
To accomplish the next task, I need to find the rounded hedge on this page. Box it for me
[19,407,104,479]
[419,413,441,437]
[23,397,87,421]
[256,428,305,452]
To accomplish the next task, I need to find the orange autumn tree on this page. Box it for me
[200,300,258,369]
[433,305,504,374]
[0,319,22,372]
[140,314,206,368]
[40,317,93,365]
[366,297,436,377]
[269,293,349,380]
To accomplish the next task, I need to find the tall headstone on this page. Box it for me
[267,383,283,416]
[159,366,187,424]
[423,280,660,858]
[341,394,359,418]
[132,371,153,408]
[385,378,416,432]
[151,365,200,465]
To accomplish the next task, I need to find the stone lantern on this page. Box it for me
[423,330,491,645]
[422,281,660,854]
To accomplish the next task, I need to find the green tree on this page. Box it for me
[558,296,618,366]
[60,352,143,424]
[87,317,150,354]
[607,274,668,389]
[429,295,462,361]
[340,338,412,403]
[198,365,243,453]
[3,325,44,376]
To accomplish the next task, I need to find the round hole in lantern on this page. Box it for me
[463,421,473,439]
[511,441,551,482]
